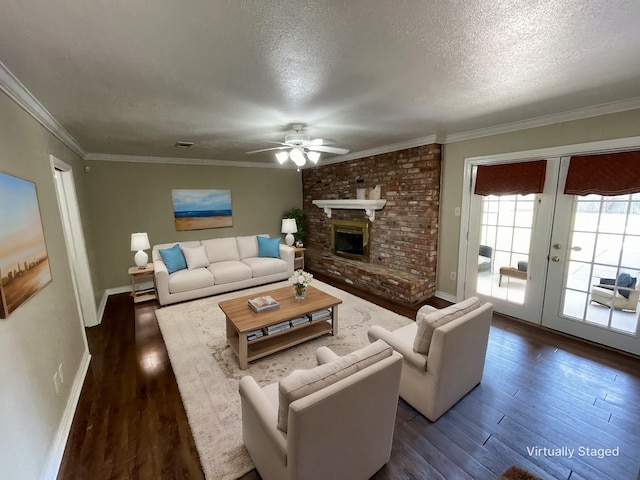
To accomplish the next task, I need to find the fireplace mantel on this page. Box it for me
[312,199,387,221]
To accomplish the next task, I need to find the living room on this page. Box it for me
[2,3,640,480]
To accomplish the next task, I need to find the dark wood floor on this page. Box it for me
[58,276,640,480]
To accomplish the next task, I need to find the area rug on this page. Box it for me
[498,465,542,480]
[155,280,412,480]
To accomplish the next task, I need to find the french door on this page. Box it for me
[465,154,640,356]
[542,158,640,354]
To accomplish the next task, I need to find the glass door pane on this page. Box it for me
[543,184,640,355]
[477,194,536,305]
[562,194,640,333]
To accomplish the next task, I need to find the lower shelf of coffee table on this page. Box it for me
[229,319,333,364]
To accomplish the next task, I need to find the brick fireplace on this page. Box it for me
[302,144,441,305]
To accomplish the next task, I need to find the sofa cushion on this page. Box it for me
[237,235,258,259]
[277,340,392,432]
[257,236,281,258]
[181,245,210,270]
[168,268,215,293]
[158,244,187,274]
[242,257,288,277]
[208,260,252,285]
[413,297,482,355]
[202,237,240,263]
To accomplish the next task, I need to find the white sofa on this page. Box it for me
[152,234,294,306]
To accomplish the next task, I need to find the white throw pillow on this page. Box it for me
[181,245,210,270]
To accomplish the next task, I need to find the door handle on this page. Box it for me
[551,256,560,262]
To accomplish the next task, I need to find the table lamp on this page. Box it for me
[281,218,298,247]
[131,232,150,268]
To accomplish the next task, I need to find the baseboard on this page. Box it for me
[41,348,91,480]
[98,281,152,322]
[98,286,129,322]
[435,290,457,303]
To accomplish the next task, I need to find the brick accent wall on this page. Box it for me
[302,144,441,304]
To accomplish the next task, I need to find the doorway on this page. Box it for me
[51,156,99,328]
[461,139,640,356]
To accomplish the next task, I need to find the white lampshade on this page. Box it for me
[290,147,306,166]
[307,151,321,163]
[131,232,150,268]
[281,218,298,246]
[275,151,289,164]
[131,232,150,251]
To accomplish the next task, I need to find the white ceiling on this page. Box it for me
[1,1,640,167]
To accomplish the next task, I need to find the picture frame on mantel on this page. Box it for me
[172,189,233,231]
[0,171,53,318]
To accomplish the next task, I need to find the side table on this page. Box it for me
[128,263,157,303]
[292,247,306,270]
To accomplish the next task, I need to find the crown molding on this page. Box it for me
[0,60,85,158]
[443,97,640,144]
[84,152,293,169]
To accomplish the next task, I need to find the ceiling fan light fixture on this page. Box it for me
[290,147,306,166]
[275,151,289,164]
[307,151,321,163]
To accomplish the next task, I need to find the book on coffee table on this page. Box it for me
[247,329,265,341]
[248,295,280,313]
[265,320,291,334]
[308,309,331,321]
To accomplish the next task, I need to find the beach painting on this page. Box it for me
[0,172,52,318]
[172,189,233,231]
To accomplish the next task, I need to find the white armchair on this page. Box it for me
[239,340,402,480]
[368,297,493,422]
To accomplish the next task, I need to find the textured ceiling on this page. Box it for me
[1,1,640,167]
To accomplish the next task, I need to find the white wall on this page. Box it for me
[0,91,89,479]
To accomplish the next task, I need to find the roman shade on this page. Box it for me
[474,160,546,196]
[564,150,640,196]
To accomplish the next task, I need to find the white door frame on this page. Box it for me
[458,135,640,302]
[50,155,99,327]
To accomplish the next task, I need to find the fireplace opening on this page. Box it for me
[330,219,370,262]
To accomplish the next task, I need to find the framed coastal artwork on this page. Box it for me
[172,189,233,231]
[0,172,52,318]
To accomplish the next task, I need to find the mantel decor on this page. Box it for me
[312,199,387,221]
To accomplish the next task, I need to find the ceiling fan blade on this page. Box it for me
[308,138,325,146]
[246,146,290,154]
[307,145,350,155]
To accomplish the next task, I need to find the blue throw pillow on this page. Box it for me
[158,243,187,273]
[257,236,281,258]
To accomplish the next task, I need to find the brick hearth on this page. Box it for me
[302,144,441,305]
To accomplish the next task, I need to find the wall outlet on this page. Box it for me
[450,271,456,281]
[454,206,461,217]
[53,372,60,393]
[58,363,64,384]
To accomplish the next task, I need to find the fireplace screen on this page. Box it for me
[330,219,370,262]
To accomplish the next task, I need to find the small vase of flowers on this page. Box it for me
[290,269,313,300]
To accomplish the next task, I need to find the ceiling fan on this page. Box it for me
[247,124,350,167]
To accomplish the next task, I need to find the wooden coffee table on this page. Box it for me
[219,285,342,369]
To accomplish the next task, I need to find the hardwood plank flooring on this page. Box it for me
[58,276,640,480]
